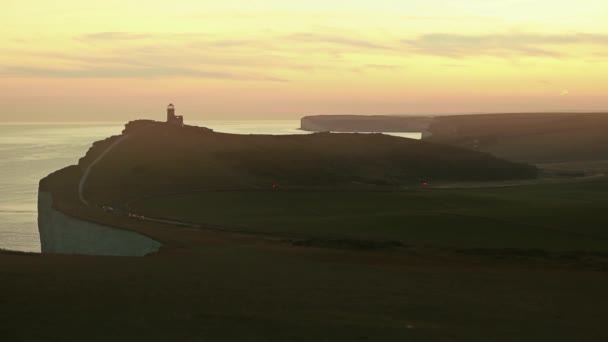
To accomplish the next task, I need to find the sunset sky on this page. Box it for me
[2,0,607,121]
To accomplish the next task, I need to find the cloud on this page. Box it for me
[12,36,293,79]
[79,32,152,41]
[284,33,389,50]
[401,15,497,22]
[403,33,608,58]
[204,40,258,48]
[0,65,289,82]
[77,32,212,44]
[12,30,607,81]
[364,64,402,70]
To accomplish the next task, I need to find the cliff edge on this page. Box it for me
[37,119,538,256]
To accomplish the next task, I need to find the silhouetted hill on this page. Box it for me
[71,120,536,203]
[427,113,608,163]
[301,113,608,163]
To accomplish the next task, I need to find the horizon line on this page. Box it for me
[2,110,607,125]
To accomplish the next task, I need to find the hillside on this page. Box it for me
[25,120,608,341]
[301,112,608,164]
[426,113,608,163]
[75,120,537,204]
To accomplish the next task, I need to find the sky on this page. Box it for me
[1,0,607,121]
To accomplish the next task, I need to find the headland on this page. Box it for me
[2,110,608,341]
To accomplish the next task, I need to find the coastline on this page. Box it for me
[38,191,161,256]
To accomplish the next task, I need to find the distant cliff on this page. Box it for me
[301,115,434,136]
[301,113,608,163]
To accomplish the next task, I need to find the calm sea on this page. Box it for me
[0,120,420,253]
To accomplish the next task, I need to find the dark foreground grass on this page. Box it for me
[12,119,607,341]
[133,178,608,253]
[5,177,607,340]
[2,246,608,341]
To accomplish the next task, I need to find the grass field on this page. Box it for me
[9,121,607,341]
[3,247,608,341]
[4,179,608,340]
[132,178,608,253]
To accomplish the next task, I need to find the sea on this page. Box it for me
[0,120,421,253]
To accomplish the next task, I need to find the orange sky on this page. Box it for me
[2,0,607,121]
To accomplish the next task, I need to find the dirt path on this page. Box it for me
[78,134,130,205]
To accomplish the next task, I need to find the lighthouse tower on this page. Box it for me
[166,103,184,126]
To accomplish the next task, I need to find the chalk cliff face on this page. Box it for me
[38,191,161,256]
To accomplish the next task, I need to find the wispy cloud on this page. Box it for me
[7,30,608,81]
[403,33,608,58]
[77,32,212,44]
[0,65,289,82]
[401,15,497,22]
[284,33,390,50]
[364,64,402,70]
[79,32,152,41]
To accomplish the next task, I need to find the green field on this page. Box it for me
[6,179,608,341]
[132,178,608,253]
[3,247,608,341]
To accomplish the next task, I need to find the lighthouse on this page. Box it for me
[166,103,184,126]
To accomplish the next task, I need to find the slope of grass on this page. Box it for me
[3,249,608,341]
[132,178,608,253]
[300,113,608,163]
[78,121,537,204]
[20,121,608,341]
[428,112,608,163]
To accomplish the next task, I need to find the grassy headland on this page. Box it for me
[4,120,607,341]
[77,120,536,205]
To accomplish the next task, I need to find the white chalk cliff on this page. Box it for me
[38,191,161,256]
